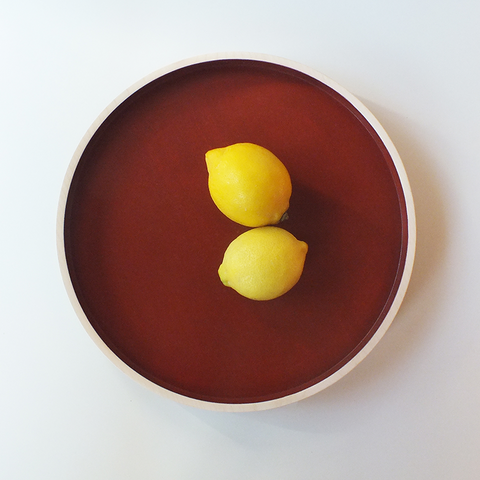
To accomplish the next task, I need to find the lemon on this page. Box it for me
[205,143,292,227]
[218,227,308,301]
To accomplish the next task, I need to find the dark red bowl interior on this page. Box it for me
[64,59,408,404]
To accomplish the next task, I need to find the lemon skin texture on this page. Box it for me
[205,143,292,227]
[218,226,308,301]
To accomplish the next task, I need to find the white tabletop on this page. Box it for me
[2,1,479,478]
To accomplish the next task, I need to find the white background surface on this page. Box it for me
[1,1,479,478]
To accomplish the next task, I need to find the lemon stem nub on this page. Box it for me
[218,264,229,287]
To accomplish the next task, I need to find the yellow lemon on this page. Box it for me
[218,227,308,301]
[205,143,292,227]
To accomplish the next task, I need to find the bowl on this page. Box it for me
[57,53,415,411]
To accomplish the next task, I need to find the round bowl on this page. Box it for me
[57,53,416,411]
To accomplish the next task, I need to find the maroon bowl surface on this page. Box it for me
[58,54,415,411]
